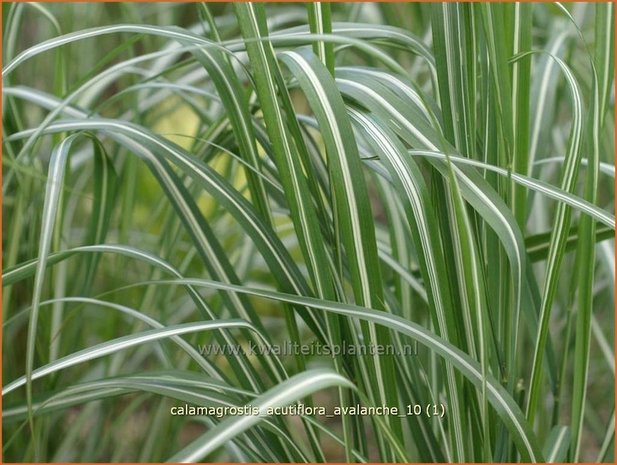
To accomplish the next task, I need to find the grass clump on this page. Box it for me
[2,2,615,462]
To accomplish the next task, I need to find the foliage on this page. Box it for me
[2,2,615,462]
